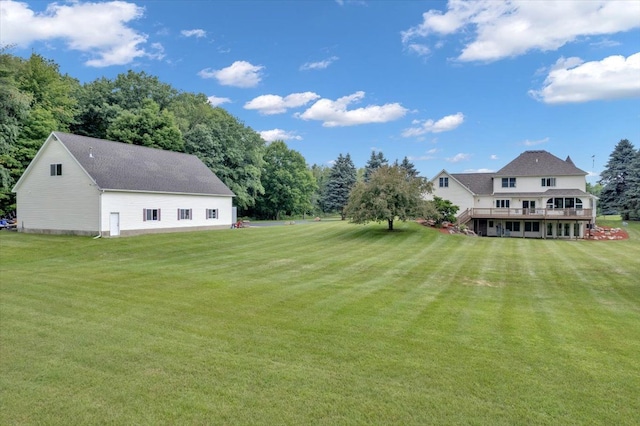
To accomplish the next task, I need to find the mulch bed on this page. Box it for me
[417,220,629,240]
[584,226,629,241]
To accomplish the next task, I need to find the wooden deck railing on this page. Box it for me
[458,208,593,221]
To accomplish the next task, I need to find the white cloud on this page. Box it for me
[198,61,264,88]
[0,0,156,67]
[402,1,640,62]
[590,38,621,48]
[300,56,339,70]
[259,129,303,143]
[446,153,471,163]
[490,154,498,160]
[207,96,231,107]
[181,29,206,38]
[402,112,464,137]
[244,92,320,115]
[530,53,640,104]
[521,137,549,146]
[296,91,407,127]
[405,43,431,56]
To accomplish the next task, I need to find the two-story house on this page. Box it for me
[430,150,597,238]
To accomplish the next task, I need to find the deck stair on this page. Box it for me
[456,208,472,226]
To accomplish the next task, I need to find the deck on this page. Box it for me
[457,208,594,224]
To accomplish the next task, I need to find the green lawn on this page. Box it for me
[1,220,639,425]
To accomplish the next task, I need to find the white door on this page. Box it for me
[110,212,120,237]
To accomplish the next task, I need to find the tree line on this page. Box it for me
[1,51,459,227]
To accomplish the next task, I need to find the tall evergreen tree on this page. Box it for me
[364,150,388,182]
[397,156,419,178]
[310,164,331,215]
[599,139,637,220]
[323,153,357,219]
[622,149,640,220]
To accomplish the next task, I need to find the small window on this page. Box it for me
[541,177,556,187]
[206,209,218,219]
[143,208,161,221]
[178,209,192,220]
[506,221,520,232]
[502,177,516,188]
[439,177,449,188]
[525,222,540,232]
[50,163,62,176]
[496,199,510,208]
[488,221,494,228]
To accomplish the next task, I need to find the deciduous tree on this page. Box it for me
[345,164,433,231]
[255,141,317,220]
[106,98,184,152]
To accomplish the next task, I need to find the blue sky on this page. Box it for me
[2,0,640,183]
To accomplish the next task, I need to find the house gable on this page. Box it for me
[13,134,100,233]
[430,170,477,212]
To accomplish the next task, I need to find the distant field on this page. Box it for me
[1,219,639,425]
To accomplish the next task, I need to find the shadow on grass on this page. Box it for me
[334,221,438,242]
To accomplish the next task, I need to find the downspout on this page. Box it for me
[94,189,103,239]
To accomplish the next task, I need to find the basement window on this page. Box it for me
[50,163,62,176]
[506,221,520,232]
[206,209,218,219]
[525,222,540,232]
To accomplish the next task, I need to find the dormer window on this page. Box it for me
[541,177,556,187]
[501,177,516,188]
[50,164,62,176]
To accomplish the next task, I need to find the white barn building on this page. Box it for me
[13,132,235,237]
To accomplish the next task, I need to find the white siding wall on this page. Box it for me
[15,138,100,233]
[492,175,586,193]
[101,191,233,235]
[475,196,494,208]
[431,173,475,212]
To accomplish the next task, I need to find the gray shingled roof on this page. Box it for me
[495,150,587,176]
[54,132,235,196]
[450,173,493,195]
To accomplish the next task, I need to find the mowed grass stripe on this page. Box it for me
[1,220,640,424]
